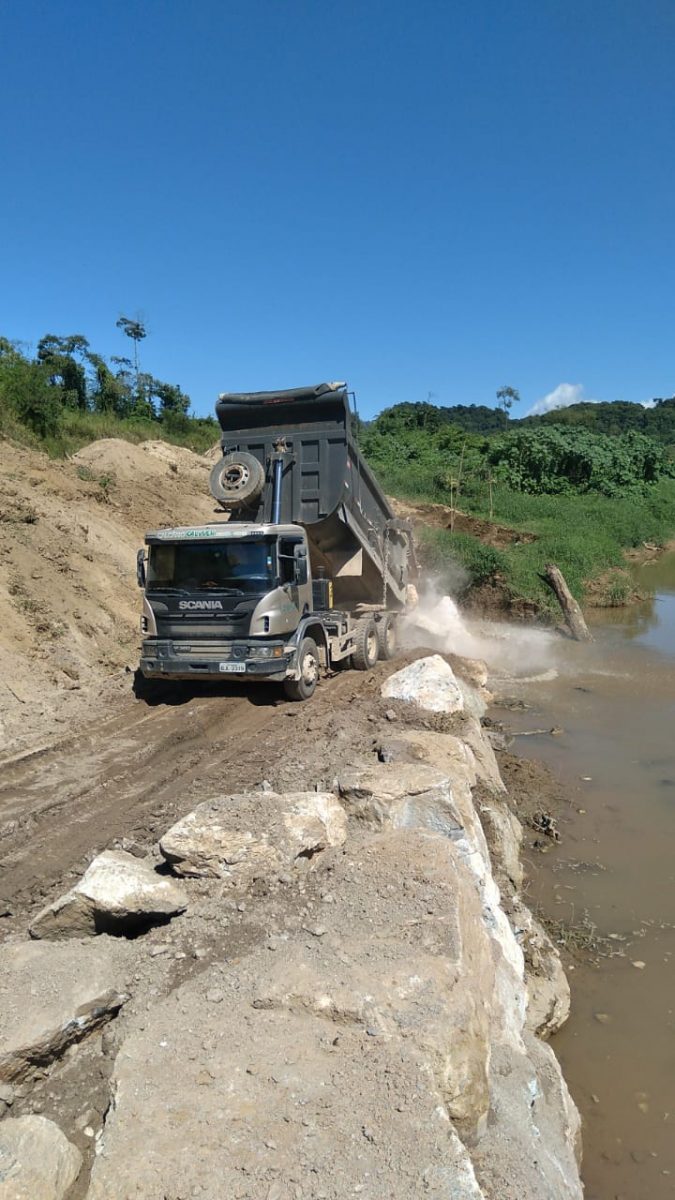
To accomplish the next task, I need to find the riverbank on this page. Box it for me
[389,482,675,619]
[483,561,675,1200]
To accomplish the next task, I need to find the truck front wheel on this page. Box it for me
[351,618,380,670]
[284,637,320,701]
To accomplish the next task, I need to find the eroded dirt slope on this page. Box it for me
[0,438,219,752]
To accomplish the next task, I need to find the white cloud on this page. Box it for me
[528,382,659,416]
[527,382,592,417]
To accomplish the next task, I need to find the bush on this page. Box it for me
[487,427,671,496]
[0,358,63,438]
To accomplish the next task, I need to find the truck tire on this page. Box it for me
[284,637,320,701]
[378,614,397,660]
[209,453,265,509]
[351,618,380,670]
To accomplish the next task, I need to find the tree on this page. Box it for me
[154,380,190,418]
[115,315,147,393]
[0,347,63,437]
[496,385,520,428]
[88,354,135,417]
[36,333,90,410]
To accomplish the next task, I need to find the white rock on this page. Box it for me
[160,791,347,880]
[381,655,465,713]
[511,896,571,1039]
[340,753,525,1050]
[0,942,128,1083]
[30,850,188,939]
[338,762,467,838]
[87,830,495,1198]
[0,1115,82,1199]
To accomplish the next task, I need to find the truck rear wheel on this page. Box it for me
[378,614,397,660]
[351,618,380,670]
[284,637,320,701]
[209,453,265,509]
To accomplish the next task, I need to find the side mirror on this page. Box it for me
[136,548,146,588]
[293,543,308,586]
[294,558,308,586]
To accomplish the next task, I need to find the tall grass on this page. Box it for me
[375,461,675,609]
[4,408,219,458]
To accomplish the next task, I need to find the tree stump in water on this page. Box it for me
[544,563,593,642]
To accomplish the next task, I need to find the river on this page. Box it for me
[499,553,675,1200]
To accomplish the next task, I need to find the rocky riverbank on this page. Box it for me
[0,654,582,1200]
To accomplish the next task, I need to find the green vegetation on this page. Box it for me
[523,397,675,445]
[3,328,674,613]
[364,395,675,446]
[0,329,218,456]
[361,402,675,611]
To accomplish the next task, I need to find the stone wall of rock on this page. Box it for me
[0,655,582,1200]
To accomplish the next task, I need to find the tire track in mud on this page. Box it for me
[0,686,280,916]
[0,666,385,921]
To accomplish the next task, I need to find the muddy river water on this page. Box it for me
[497,554,675,1200]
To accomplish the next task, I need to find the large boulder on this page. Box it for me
[381,655,465,713]
[337,761,466,836]
[159,790,347,881]
[29,850,188,939]
[478,798,524,891]
[371,730,492,866]
[339,758,525,1043]
[87,830,496,1199]
[510,897,571,1039]
[471,1037,582,1199]
[0,1116,81,1200]
[86,827,582,1200]
[0,942,128,1083]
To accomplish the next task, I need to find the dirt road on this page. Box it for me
[0,664,401,926]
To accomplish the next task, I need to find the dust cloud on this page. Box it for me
[402,589,559,681]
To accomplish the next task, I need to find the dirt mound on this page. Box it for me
[390,496,537,549]
[73,437,211,488]
[0,438,218,753]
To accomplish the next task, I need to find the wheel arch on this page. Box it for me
[296,619,329,665]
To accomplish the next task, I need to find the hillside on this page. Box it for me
[0,438,219,752]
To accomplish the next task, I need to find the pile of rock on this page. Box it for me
[0,656,581,1200]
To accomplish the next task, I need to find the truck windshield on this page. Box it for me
[147,540,274,594]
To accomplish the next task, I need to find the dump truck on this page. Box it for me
[137,382,416,700]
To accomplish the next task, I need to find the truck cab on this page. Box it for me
[138,522,325,687]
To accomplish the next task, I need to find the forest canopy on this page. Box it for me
[0,330,196,439]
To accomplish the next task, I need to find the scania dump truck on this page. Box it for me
[137,382,416,700]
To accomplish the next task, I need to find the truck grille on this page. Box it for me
[172,643,241,659]
[156,614,248,639]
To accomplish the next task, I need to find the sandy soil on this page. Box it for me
[0,438,218,752]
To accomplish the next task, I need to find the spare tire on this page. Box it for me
[209,453,265,509]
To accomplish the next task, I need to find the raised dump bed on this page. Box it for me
[211,382,413,609]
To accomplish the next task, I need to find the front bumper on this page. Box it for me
[140,639,293,682]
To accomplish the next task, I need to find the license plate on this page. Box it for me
[219,662,246,674]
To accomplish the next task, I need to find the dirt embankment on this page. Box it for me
[389,496,537,550]
[389,496,542,619]
[0,438,219,752]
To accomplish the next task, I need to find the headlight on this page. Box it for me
[250,644,284,659]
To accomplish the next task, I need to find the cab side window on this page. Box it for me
[278,538,301,584]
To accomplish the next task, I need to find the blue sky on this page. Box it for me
[2,0,674,419]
